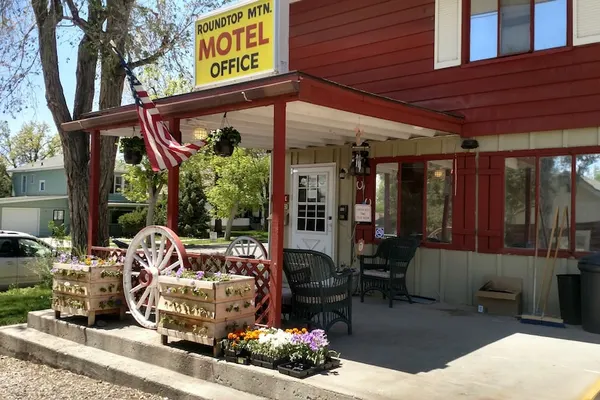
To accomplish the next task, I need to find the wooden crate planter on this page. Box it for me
[157,274,256,356]
[51,263,125,326]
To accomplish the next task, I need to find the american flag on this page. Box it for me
[111,43,206,171]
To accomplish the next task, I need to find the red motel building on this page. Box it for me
[65,0,600,321]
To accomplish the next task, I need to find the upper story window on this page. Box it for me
[39,180,46,192]
[469,0,568,62]
[110,175,126,194]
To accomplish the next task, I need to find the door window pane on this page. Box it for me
[500,0,531,56]
[296,172,327,233]
[470,0,499,61]
[375,163,398,237]
[18,239,51,258]
[426,160,453,243]
[504,157,536,248]
[539,156,571,249]
[575,155,600,251]
[534,0,567,51]
[0,239,15,258]
[400,163,424,237]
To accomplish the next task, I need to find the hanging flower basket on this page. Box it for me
[209,126,241,157]
[120,136,145,165]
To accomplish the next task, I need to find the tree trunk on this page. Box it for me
[95,0,134,246]
[32,0,94,253]
[225,203,238,241]
[146,189,157,227]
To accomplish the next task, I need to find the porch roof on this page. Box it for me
[61,71,464,149]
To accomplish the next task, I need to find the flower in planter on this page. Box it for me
[208,126,242,157]
[168,267,232,282]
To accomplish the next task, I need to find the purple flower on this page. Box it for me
[175,266,184,278]
[166,287,172,293]
[215,272,222,278]
[58,253,68,263]
[196,271,205,280]
[50,267,58,273]
[91,259,98,267]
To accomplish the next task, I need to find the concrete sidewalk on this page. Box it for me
[324,298,600,400]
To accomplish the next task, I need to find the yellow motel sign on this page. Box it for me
[194,0,289,89]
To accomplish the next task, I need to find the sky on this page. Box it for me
[5,39,80,134]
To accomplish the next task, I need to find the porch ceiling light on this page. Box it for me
[434,169,445,178]
[339,168,347,179]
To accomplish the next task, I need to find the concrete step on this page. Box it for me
[25,310,358,400]
[0,324,267,400]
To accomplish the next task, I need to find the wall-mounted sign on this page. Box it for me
[194,0,289,89]
[354,204,372,223]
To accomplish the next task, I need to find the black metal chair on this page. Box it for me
[360,236,420,308]
[282,249,352,334]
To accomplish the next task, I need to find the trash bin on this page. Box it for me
[577,253,600,334]
[556,274,581,325]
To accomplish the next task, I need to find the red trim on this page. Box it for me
[496,0,501,57]
[570,155,576,253]
[166,118,181,233]
[270,100,287,328]
[87,131,100,252]
[297,77,464,135]
[567,0,574,47]
[461,0,471,64]
[530,0,535,52]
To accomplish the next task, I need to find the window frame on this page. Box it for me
[113,174,124,194]
[53,209,65,223]
[38,180,46,192]
[370,155,460,250]
[20,175,26,193]
[461,0,574,65]
[482,145,600,258]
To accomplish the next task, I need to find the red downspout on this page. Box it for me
[87,130,101,252]
[270,100,286,327]
[167,118,181,233]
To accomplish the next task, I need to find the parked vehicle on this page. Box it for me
[0,230,55,290]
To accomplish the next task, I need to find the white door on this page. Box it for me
[290,164,336,260]
[1,208,40,236]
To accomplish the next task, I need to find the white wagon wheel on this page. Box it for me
[225,236,268,260]
[123,225,187,330]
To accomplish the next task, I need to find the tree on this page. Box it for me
[207,149,270,240]
[0,121,61,168]
[0,0,224,251]
[122,159,167,227]
[178,168,210,237]
[0,160,12,198]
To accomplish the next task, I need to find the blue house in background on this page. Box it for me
[1,155,145,237]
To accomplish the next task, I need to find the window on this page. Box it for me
[374,159,455,244]
[29,174,34,183]
[111,175,126,194]
[20,176,26,193]
[469,0,567,62]
[375,164,398,237]
[18,238,52,258]
[500,152,600,253]
[53,210,65,223]
[0,238,16,258]
[296,173,327,232]
[504,157,536,248]
[39,180,46,192]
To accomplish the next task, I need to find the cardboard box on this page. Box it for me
[475,276,523,317]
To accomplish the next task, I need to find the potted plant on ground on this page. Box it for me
[209,126,241,157]
[277,328,340,378]
[120,136,145,165]
[248,327,293,369]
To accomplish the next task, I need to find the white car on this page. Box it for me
[0,230,55,290]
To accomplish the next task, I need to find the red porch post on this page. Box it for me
[270,100,286,327]
[167,118,181,233]
[87,130,101,252]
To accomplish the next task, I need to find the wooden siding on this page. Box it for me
[290,0,600,136]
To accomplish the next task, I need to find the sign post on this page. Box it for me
[194,0,289,90]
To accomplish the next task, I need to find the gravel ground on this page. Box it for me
[0,355,170,400]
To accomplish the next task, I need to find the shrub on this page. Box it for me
[118,208,147,237]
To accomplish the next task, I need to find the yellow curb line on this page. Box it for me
[581,377,600,400]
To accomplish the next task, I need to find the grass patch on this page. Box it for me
[0,286,52,326]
